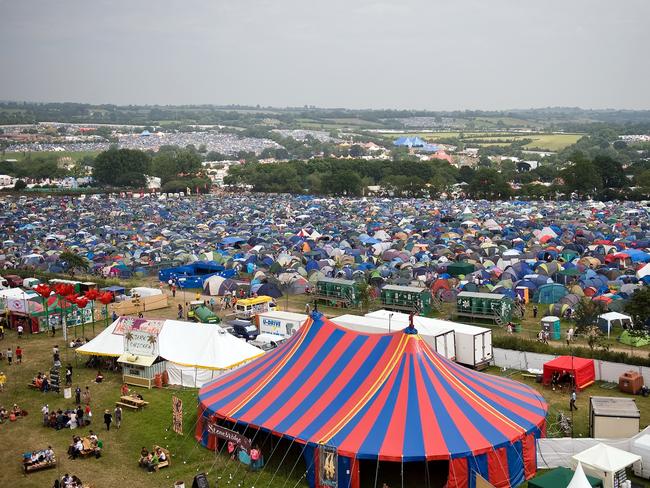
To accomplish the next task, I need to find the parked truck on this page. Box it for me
[256,310,308,338]
[334,312,456,362]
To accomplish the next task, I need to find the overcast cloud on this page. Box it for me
[1,0,648,110]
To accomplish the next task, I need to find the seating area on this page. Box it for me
[22,447,56,473]
[116,394,149,411]
[138,445,170,472]
[68,434,102,460]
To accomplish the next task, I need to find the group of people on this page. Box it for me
[67,431,101,459]
[0,403,26,422]
[23,446,55,467]
[31,371,52,392]
[138,445,167,472]
[44,404,92,430]
[1,345,22,364]
[53,473,84,488]
[551,370,576,392]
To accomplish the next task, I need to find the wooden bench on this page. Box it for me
[23,456,57,473]
[115,401,139,410]
[153,446,170,471]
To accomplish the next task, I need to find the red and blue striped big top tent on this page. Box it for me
[197,312,547,488]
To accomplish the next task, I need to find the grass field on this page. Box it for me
[3,151,100,163]
[2,289,649,488]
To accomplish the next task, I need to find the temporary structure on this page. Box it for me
[597,312,632,338]
[76,317,263,387]
[571,443,641,488]
[543,356,596,391]
[528,466,602,488]
[197,312,547,488]
[567,462,598,488]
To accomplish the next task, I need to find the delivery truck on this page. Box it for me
[256,310,308,338]
[365,309,491,369]
[333,313,456,361]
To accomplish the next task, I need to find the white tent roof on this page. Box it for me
[637,263,650,279]
[77,317,263,370]
[572,443,641,473]
[567,462,592,488]
[598,311,632,322]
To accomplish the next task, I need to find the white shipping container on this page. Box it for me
[256,311,308,338]
[365,310,491,368]
[333,313,456,361]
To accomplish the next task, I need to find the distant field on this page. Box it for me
[523,133,582,151]
[374,131,582,151]
[3,150,100,162]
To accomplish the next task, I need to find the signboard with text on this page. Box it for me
[207,421,251,454]
[124,326,159,357]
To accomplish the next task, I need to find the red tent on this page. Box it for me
[542,356,595,391]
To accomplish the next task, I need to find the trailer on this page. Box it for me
[314,278,360,308]
[366,309,492,369]
[380,284,432,315]
[334,313,456,361]
[455,291,520,325]
[256,310,308,338]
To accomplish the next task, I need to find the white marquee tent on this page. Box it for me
[571,443,641,488]
[77,317,264,387]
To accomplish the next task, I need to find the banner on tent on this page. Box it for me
[124,326,159,357]
[207,422,251,454]
[172,396,183,435]
[113,316,164,336]
[319,445,338,488]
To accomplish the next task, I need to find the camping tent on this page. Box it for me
[571,443,641,488]
[542,356,596,391]
[619,330,650,347]
[197,312,547,488]
[76,317,263,387]
[202,275,239,296]
[597,312,632,338]
[528,465,602,488]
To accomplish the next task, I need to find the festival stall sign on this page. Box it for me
[207,418,251,454]
[113,316,165,336]
[172,396,183,435]
[117,317,166,388]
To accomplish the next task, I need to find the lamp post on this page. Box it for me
[388,312,394,333]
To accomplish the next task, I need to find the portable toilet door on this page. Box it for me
[541,316,561,340]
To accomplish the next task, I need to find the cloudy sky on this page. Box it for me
[1,0,648,110]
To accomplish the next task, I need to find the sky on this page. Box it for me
[1,0,649,110]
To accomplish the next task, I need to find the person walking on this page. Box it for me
[533,305,538,318]
[41,404,49,426]
[15,345,22,364]
[75,386,81,404]
[76,405,84,427]
[17,323,23,338]
[0,323,5,339]
[103,409,112,431]
[569,388,578,411]
[177,304,183,319]
[6,347,12,365]
[65,365,72,386]
[114,405,122,429]
[82,386,91,405]
[566,327,574,346]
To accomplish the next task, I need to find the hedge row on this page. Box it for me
[493,335,650,367]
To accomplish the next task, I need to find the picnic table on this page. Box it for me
[116,395,149,411]
[23,450,56,473]
[78,437,102,458]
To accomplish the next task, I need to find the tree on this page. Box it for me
[13,179,27,190]
[626,288,650,330]
[561,153,602,198]
[93,148,150,187]
[467,168,511,200]
[59,251,89,276]
[349,144,365,158]
[573,299,603,333]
